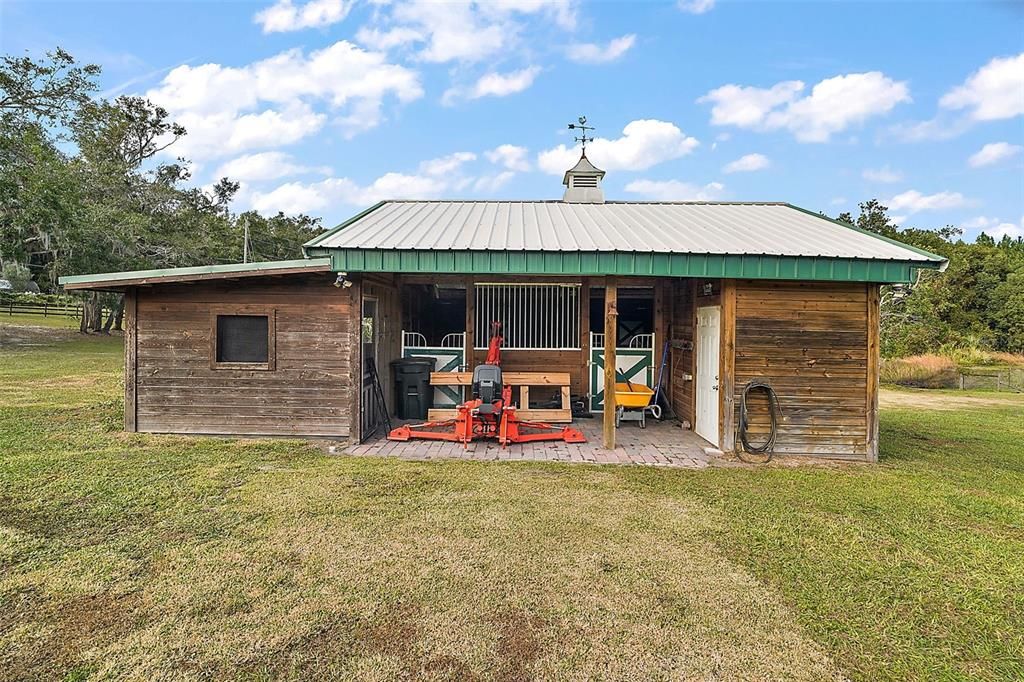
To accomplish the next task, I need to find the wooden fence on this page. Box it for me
[2,301,113,319]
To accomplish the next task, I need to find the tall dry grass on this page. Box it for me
[881,355,959,388]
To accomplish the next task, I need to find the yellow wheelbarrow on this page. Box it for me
[613,382,661,428]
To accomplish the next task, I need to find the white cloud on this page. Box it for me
[418,151,477,176]
[940,53,1024,121]
[566,34,636,64]
[678,0,715,14]
[537,119,699,174]
[254,0,352,33]
[624,179,725,201]
[443,66,541,104]
[214,151,329,182]
[698,72,910,142]
[360,0,576,64]
[723,153,770,173]
[355,26,424,51]
[252,172,448,214]
[486,144,531,171]
[962,216,996,230]
[888,190,970,214]
[968,141,1023,168]
[473,171,516,193]
[984,217,1024,240]
[249,147,513,214]
[831,197,847,206]
[146,41,422,160]
[963,215,1024,240]
[862,165,904,183]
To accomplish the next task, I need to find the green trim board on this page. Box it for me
[59,258,333,289]
[307,247,935,283]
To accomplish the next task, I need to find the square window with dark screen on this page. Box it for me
[216,315,269,363]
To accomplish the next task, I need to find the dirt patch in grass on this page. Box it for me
[0,322,80,348]
[493,608,544,681]
[880,387,1023,411]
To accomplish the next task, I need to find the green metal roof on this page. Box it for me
[313,248,927,283]
[305,200,946,283]
[59,258,332,290]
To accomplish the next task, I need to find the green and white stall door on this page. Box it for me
[589,334,655,411]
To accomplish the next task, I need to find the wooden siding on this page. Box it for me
[668,280,695,427]
[732,280,871,459]
[134,275,355,438]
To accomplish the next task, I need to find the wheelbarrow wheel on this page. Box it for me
[615,405,623,428]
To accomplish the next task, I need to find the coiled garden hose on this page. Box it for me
[738,380,781,462]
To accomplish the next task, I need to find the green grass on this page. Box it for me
[0,313,79,329]
[1,330,1022,680]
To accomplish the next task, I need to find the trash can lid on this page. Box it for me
[390,356,436,368]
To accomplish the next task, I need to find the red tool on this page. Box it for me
[388,321,586,447]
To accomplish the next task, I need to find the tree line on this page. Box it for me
[2,48,1022,354]
[0,48,323,332]
[837,200,1023,356]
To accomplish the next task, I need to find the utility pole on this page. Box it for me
[242,217,249,264]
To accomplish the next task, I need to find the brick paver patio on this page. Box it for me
[344,416,724,468]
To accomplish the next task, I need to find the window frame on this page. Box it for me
[209,306,277,371]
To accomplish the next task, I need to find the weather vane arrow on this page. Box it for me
[567,115,595,154]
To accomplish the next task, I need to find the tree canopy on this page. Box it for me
[0,48,323,331]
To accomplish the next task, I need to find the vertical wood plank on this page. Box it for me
[654,280,668,394]
[689,279,699,429]
[866,283,881,462]
[520,386,529,409]
[579,277,590,406]
[719,278,737,451]
[350,278,363,443]
[464,277,475,371]
[123,288,137,432]
[603,278,618,449]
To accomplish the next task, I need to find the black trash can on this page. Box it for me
[390,357,436,420]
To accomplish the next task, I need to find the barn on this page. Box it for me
[60,153,946,460]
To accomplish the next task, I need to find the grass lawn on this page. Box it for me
[0,313,79,329]
[1,330,1022,681]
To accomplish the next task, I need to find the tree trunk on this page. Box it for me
[102,296,124,334]
[113,295,125,331]
[79,292,103,334]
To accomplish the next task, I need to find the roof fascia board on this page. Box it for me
[59,257,332,290]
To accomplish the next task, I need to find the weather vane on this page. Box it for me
[567,116,595,154]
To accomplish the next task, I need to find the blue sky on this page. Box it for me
[3,0,1023,240]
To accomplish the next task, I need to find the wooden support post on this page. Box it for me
[603,278,618,449]
[123,288,138,432]
[350,277,363,442]
[580,277,590,404]
[866,283,881,462]
[654,280,668,389]
[464,277,475,371]
[719,279,736,452]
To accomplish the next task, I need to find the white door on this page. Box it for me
[695,306,721,445]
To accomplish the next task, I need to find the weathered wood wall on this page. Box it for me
[732,280,872,459]
[133,275,355,438]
